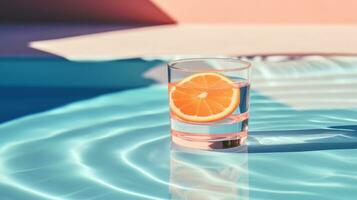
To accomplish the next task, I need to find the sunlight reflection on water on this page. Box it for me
[0,56,357,199]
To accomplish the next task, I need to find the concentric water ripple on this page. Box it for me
[1,56,357,199]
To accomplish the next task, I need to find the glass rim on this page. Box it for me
[167,57,251,72]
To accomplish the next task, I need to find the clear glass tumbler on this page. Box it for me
[168,58,251,150]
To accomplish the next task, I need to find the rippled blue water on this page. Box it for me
[1,56,357,199]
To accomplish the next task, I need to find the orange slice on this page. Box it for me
[170,72,240,122]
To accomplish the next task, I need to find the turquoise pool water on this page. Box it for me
[0,56,357,199]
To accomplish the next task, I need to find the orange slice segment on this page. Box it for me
[170,72,240,122]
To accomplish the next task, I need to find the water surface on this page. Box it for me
[0,56,357,199]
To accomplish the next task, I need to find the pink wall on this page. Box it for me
[1,0,357,24]
[152,0,357,24]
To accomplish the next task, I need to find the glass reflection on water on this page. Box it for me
[169,145,249,200]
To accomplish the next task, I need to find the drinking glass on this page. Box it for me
[168,58,251,150]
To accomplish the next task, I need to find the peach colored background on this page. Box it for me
[152,0,357,24]
[2,0,357,24]
[20,0,357,58]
